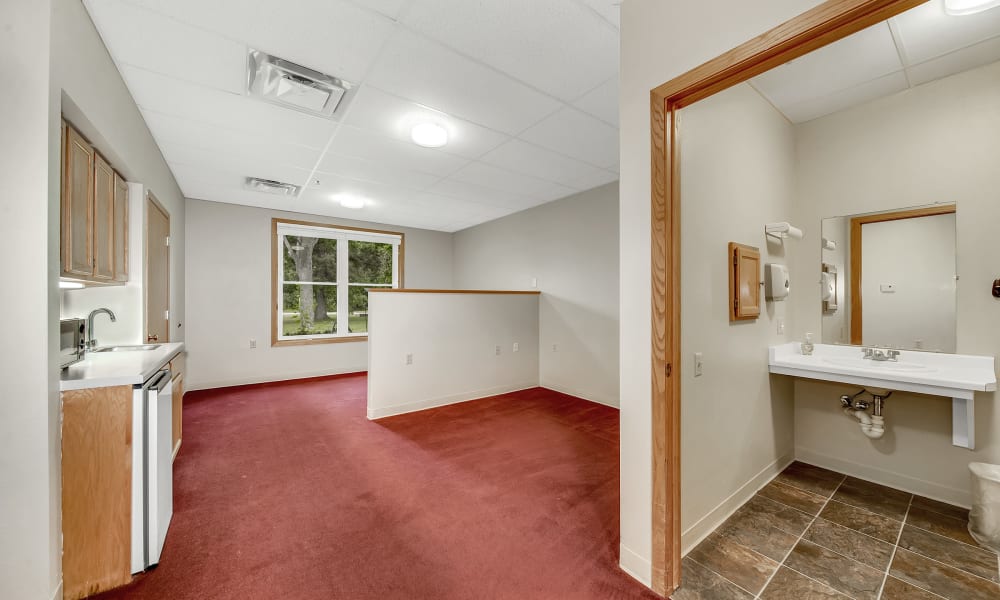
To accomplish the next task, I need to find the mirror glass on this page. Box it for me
[820,206,957,352]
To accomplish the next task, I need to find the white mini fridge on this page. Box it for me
[131,368,174,573]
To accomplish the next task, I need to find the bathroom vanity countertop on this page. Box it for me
[768,342,996,400]
[60,342,185,392]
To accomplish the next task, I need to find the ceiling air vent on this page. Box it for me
[247,49,352,118]
[245,177,301,196]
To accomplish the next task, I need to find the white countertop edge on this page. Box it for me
[60,342,185,392]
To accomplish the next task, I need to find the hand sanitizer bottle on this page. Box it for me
[801,333,815,356]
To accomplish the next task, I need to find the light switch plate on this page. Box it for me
[694,352,704,377]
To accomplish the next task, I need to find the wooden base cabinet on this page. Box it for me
[170,353,185,457]
[61,386,133,600]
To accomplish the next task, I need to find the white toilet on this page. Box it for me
[969,462,1000,554]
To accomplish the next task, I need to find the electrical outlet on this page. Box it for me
[694,352,703,377]
[552,343,558,353]
[405,353,413,365]
[531,277,538,288]
[495,345,502,356]
[249,338,256,349]
[776,318,785,335]
[513,342,519,352]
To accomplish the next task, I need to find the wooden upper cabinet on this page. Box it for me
[93,154,115,281]
[62,123,95,278]
[113,174,129,282]
[729,242,761,321]
[60,121,129,285]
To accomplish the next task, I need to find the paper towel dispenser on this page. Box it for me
[765,263,790,301]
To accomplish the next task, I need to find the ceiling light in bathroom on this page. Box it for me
[944,0,1000,15]
[410,122,449,148]
[332,193,367,209]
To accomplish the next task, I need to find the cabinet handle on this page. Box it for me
[147,334,159,342]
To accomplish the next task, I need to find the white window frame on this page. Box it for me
[272,219,402,345]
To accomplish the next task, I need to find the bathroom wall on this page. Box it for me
[618,0,824,584]
[452,183,620,407]
[791,60,1000,507]
[184,199,454,391]
[820,217,848,345]
[54,0,187,345]
[676,82,797,550]
[861,213,956,352]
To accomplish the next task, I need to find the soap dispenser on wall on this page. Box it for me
[765,263,790,301]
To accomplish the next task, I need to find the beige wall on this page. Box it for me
[677,83,797,550]
[618,0,824,584]
[0,1,61,598]
[820,217,849,344]
[54,0,187,347]
[184,199,454,391]
[790,61,1000,507]
[452,184,620,406]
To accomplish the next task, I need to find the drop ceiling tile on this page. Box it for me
[115,0,394,83]
[343,86,509,159]
[779,71,909,123]
[448,162,577,200]
[479,139,616,191]
[314,154,441,190]
[427,178,542,210]
[324,125,469,178]
[344,0,409,20]
[906,34,1000,85]
[401,0,617,101]
[366,30,562,135]
[517,107,619,169]
[573,77,619,125]
[751,22,903,109]
[577,0,621,28]
[159,141,315,187]
[893,2,1000,65]
[121,66,338,149]
[84,0,245,93]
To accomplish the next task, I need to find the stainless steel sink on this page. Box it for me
[93,344,161,352]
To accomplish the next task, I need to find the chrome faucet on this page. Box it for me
[862,346,900,362]
[86,308,117,350]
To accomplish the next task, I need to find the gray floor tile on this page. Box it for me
[899,524,1000,583]
[758,481,827,516]
[687,533,779,595]
[774,462,845,497]
[880,576,945,599]
[890,548,1000,600]
[672,557,754,600]
[803,517,895,571]
[906,504,978,546]
[784,539,884,600]
[819,500,903,544]
[759,567,850,599]
[831,477,911,521]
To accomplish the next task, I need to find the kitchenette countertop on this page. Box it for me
[61,342,185,391]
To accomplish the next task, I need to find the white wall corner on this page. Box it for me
[618,543,652,588]
[540,381,619,408]
[681,452,795,555]
[367,383,539,420]
[50,581,62,600]
[795,447,973,508]
[186,368,368,393]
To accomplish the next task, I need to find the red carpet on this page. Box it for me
[95,375,659,600]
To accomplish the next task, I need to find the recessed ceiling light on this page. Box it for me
[333,193,367,209]
[410,122,448,148]
[944,0,1000,15]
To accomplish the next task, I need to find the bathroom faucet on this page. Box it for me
[861,346,900,362]
[86,308,117,350]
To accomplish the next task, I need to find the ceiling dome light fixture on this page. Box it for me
[944,0,1000,15]
[410,122,449,148]
[333,193,367,209]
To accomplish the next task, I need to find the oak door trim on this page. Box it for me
[849,204,955,345]
[145,192,170,343]
[647,0,929,594]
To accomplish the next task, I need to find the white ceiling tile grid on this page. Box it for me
[85,0,626,232]
[751,1,1000,123]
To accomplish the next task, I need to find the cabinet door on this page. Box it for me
[729,242,761,321]
[113,173,129,282]
[62,124,95,278]
[171,373,183,458]
[93,154,115,281]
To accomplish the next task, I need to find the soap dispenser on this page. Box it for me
[801,333,815,356]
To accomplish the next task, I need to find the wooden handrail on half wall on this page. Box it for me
[646,0,929,595]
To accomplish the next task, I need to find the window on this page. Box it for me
[272,219,402,345]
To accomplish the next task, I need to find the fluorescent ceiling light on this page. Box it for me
[247,49,352,118]
[59,280,85,289]
[245,177,301,196]
[944,0,1000,15]
[410,122,449,148]
[333,194,367,209]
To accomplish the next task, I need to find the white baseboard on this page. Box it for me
[186,368,367,392]
[795,447,972,508]
[681,452,795,555]
[367,382,538,420]
[619,543,652,588]
[172,439,181,462]
[50,581,62,600]
[540,380,619,408]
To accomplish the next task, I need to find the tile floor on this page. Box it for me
[672,462,1000,599]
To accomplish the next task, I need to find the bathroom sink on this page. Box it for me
[822,357,933,372]
[93,344,161,352]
